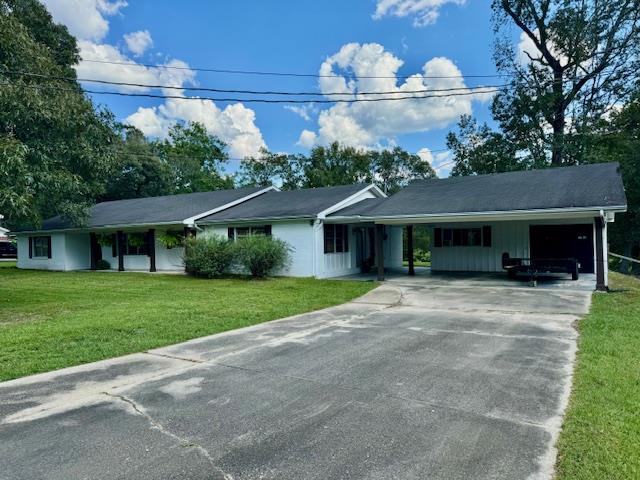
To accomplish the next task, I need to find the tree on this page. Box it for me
[158,122,233,193]
[447,115,519,176]
[101,127,173,201]
[238,142,436,192]
[583,93,640,270]
[369,147,436,193]
[237,148,302,190]
[0,0,120,228]
[492,0,640,165]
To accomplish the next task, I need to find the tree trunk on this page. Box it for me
[619,241,633,274]
[551,71,565,166]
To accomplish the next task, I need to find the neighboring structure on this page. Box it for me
[330,162,627,290]
[14,162,627,289]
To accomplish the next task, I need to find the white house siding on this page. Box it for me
[314,223,403,279]
[204,222,316,277]
[16,232,89,271]
[431,218,595,273]
[63,233,91,270]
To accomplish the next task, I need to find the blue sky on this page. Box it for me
[42,0,501,176]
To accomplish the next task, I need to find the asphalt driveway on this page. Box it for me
[0,278,591,480]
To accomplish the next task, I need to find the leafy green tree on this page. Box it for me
[491,0,640,165]
[237,148,303,190]
[447,115,519,176]
[101,127,173,201]
[300,143,373,188]
[158,122,233,193]
[0,0,120,228]
[239,142,435,192]
[369,147,436,193]
[583,94,640,269]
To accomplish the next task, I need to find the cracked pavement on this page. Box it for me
[0,277,591,480]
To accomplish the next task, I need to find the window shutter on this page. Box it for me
[264,225,272,236]
[46,236,52,258]
[28,237,33,258]
[111,234,117,257]
[228,227,234,240]
[434,228,442,248]
[482,226,492,247]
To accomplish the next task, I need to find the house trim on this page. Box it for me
[328,205,628,225]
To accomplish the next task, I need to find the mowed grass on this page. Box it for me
[0,267,374,381]
[556,272,640,479]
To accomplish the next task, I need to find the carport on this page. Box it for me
[329,163,627,291]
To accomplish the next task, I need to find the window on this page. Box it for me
[228,225,272,240]
[324,224,349,254]
[124,233,148,256]
[29,236,51,258]
[433,226,491,248]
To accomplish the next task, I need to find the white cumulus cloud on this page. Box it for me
[42,0,268,159]
[297,130,318,148]
[127,98,267,158]
[417,147,453,177]
[302,43,492,150]
[42,0,127,41]
[373,0,465,27]
[124,30,153,56]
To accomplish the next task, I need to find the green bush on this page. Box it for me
[414,248,431,263]
[96,259,111,270]
[234,235,291,278]
[184,235,234,278]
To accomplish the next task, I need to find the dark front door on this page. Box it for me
[530,224,594,273]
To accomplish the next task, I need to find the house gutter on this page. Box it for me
[327,205,628,224]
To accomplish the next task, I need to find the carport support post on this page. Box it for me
[595,217,607,291]
[148,229,156,273]
[116,230,125,272]
[407,225,415,276]
[376,224,385,281]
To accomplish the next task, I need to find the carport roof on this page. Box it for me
[20,186,270,232]
[329,162,627,219]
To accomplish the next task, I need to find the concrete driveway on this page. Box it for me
[0,277,591,480]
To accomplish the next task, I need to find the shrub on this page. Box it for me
[96,259,111,270]
[414,248,431,263]
[183,235,234,278]
[234,235,291,278]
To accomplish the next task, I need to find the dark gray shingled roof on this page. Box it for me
[199,184,371,223]
[330,163,626,218]
[29,186,266,231]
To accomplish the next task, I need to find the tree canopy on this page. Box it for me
[0,0,120,228]
[239,142,436,194]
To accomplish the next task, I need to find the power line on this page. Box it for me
[1,70,506,97]
[80,58,513,80]
[1,82,500,104]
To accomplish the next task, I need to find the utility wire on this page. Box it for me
[0,81,500,104]
[79,58,513,80]
[0,70,506,97]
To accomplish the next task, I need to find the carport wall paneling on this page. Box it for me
[430,218,595,273]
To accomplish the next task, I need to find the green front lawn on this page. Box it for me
[556,272,640,479]
[0,267,374,381]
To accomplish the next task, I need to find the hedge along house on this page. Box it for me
[14,183,401,278]
[329,163,627,291]
[15,186,275,272]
